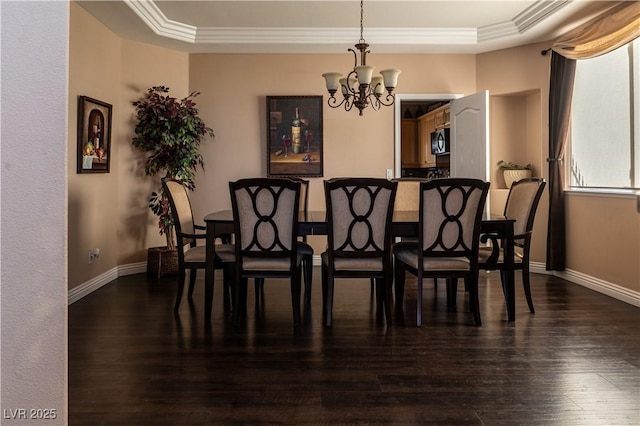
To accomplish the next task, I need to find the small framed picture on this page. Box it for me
[77,96,112,173]
[267,96,323,177]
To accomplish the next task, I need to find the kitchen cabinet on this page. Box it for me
[434,105,450,129]
[401,119,419,166]
[418,113,436,166]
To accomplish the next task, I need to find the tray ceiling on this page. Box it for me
[77,0,620,54]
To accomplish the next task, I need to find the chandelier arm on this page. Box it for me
[344,99,355,112]
[348,48,359,69]
[327,95,348,109]
[368,94,381,111]
[375,92,396,107]
[346,69,359,96]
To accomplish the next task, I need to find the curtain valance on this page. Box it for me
[552,1,640,60]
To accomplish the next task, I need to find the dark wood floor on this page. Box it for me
[69,269,640,425]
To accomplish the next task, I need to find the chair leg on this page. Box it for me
[187,269,197,299]
[228,263,238,309]
[222,265,231,307]
[254,278,264,307]
[233,277,248,326]
[394,264,406,313]
[374,278,385,326]
[467,277,482,326]
[416,277,423,327]
[291,270,302,327]
[303,254,312,308]
[499,270,507,299]
[522,265,535,313]
[174,270,187,313]
[324,272,334,327]
[321,262,327,323]
[446,278,458,311]
[383,276,393,327]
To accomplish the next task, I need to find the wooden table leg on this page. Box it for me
[503,222,516,321]
[204,224,215,322]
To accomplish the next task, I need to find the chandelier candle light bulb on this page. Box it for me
[322,0,400,116]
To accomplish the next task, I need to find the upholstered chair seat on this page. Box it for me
[242,253,304,271]
[321,253,384,271]
[394,249,472,271]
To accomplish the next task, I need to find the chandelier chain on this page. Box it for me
[359,0,365,44]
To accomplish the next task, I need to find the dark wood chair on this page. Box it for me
[321,177,397,327]
[479,177,546,313]
[394,178,490,326]
[162,179,235,313]
[229,178,303,326]
[254,177,313,308]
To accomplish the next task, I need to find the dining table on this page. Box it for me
[203,210,516,323]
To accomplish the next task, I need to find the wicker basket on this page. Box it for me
[146,246,179,278]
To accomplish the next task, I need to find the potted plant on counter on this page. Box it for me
[497,160,533,189]
[132,86,214,277]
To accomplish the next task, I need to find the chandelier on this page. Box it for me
[322,0,401,116]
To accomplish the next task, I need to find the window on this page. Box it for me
[570,38,639,190]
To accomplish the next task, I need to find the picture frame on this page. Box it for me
[77,96,112,173]
[267,96,323,177]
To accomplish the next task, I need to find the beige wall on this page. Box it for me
[566,194,640,291]
[187,53,476,218]
[68,3,189,289]
[68,3,123,289]
[68,4,639,296]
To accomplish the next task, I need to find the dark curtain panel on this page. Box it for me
[546,52,576,271]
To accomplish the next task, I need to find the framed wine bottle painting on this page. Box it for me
[77,96,112,173]
[267,96,323,177]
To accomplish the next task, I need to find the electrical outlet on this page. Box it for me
[386,168,393,179]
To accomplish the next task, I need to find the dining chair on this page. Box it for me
[254,177,313,308]
[478,177,546,313]
[229,177,303,326]
[162,178,236,313]
[322,177,397,327]
[394,178,490,326]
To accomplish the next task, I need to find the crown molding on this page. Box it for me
[513,0,570,33]
[125,0,569,51]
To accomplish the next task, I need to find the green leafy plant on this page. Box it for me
[497,160,532,170]
[132,86,214,249]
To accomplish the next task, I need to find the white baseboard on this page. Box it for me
[517,262,639,307]
[69,260,640,309]
[555,268,640,307]
[68,262,146,304]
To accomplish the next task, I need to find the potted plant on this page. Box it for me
[497,160,533,189]
[132,86,214,276]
